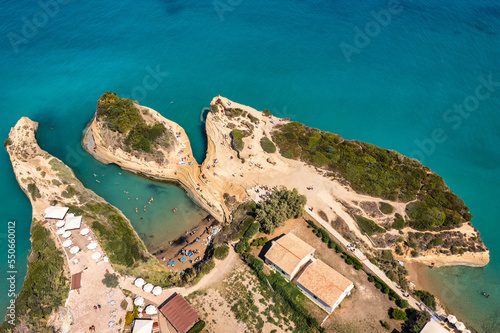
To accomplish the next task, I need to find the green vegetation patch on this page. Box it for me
[260,136,276,153]
[413,290,436,311]
[27,183,41,201]
[187,320,206,333]
[97,91,144,133]
[0,223,69,332]
[392,213,407,230]
[355,215,386,236]
[272,122,472,231]
[213,245,230,260]
[96,92,170,153]
[124,122,167,153]
[379,202,394,214]
[231,129,246,151]
[257,188,306,234]
[92,213,146,267]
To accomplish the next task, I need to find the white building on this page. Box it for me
[296,259,354,313]
[264,233,315,281]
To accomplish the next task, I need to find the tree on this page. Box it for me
[414,290,436,311]
[102,273,119,288]
[257,188,307,233]
[391,308,407,321]
[398,299,409,309]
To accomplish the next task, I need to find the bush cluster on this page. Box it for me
[257,188,306,234]
[355,215,386,236]
[272,122,472,231]
[213,245,229,260]
[0,223,69,331]
[260,136,277,153]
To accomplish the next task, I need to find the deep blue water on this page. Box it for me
[0,0,499,331]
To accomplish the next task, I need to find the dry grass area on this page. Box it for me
[252,217,405,333]
[186,260,292,333]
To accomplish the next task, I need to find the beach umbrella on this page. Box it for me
[133,296,145,306]
[62,231,71,239]
[62,240,73,248]
[134,278,145,287]
[56,228,65,235]
[143,283,153,293]
[70,246,80,254]
[152,286,162,296]
[144,305,157,315]
[56,220,65,228]
[462,330,471,333]
[447,315,457,324]
[80,228,90,236]
[137,307,144,313]
[87,242,98,250]
[91,252,101,260]
[103,256,109,262]
[455,322,466,331]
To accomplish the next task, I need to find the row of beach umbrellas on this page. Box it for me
[133,278,163,296]
[133,298,158,315]
[447,314,469,332]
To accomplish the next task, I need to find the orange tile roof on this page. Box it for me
[297,260,353,307]
[265,233,315,274]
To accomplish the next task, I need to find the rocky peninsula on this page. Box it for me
[83,93,489,268]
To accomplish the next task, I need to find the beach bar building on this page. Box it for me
[264,233,315,281]
[296,259,353,313]
[44,206,69,220]
[158,293,200,333]
[64,214,82,230]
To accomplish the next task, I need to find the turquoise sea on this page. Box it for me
[1,0,499,331]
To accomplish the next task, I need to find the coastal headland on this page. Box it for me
[83,93,489,268]
[3,117,171,332]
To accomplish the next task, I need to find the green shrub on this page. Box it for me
[393,213,406,230]
[235,238,249,254]
[382,321,390,330]
[375,283,382,289]
[213,245,229,260]
[231,129,246,151]
[411,250,419,257]
[382,287,390,294]
[247,256,264,271]
[379,202,394,214]
[243,222,261,239]
[188,320,206,333]
[391,308,407,321]
[102,273,119,288]
[27,183,41,201]
[398,299,409,309]
[355,215,386,236]
[200,260,216,275]
[414,290,436,311]
[260,136,277,153]
[251,237,268,247]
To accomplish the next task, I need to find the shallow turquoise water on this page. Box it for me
[0,0,499,330]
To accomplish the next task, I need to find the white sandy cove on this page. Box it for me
[85,95,488,267]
